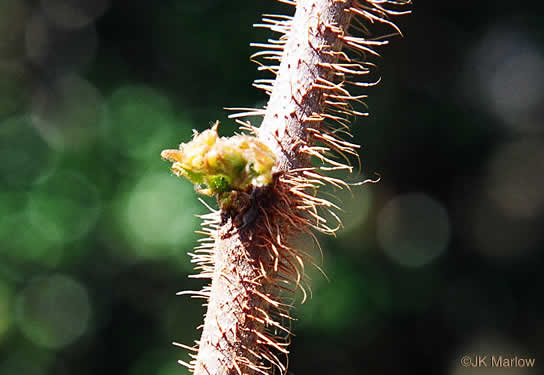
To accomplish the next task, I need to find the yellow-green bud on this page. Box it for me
[161,122,276,196]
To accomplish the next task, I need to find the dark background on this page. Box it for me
[1,1,542,374]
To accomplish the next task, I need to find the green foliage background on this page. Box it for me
[1,1,543,374]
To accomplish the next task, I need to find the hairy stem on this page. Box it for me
[193,222,274,375]
[178,0,411,374]
[193,3,354,374]
[259,0,352,171]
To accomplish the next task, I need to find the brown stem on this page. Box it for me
[259,0,353,171]
[193,222,271,375]
[193,2,355,375]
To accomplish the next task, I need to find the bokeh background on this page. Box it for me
[1,0,543,374]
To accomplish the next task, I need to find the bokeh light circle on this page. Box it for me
[377,193,451,267]
[468,189,541,262]
[26,12,98,74]
[105,85,182,162]
[465,138,544,262]
[0,192,62,266]
[16,275,92,349]
[0,115,55,188]
[466,27,544,133]
[338,187,373,235]
[118,172,200,258]
[486,139,544,220]
[31,74,105,151]
[27,170,101,247]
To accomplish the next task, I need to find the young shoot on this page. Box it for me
[161,122,276,196]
